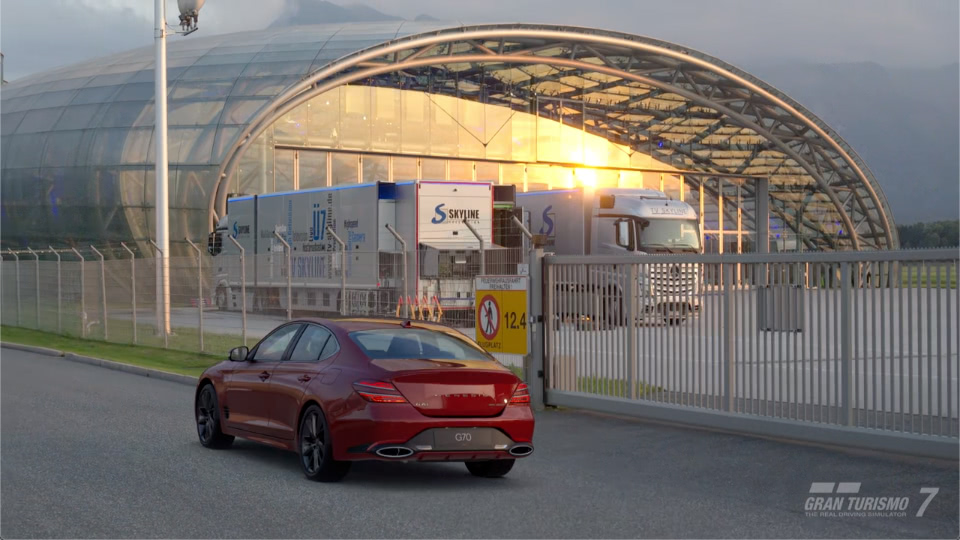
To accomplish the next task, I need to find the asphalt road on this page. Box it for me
[2,349,957,539]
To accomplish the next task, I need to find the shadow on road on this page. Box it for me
[218,440,524,490]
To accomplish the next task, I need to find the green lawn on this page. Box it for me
[577,375,660,398]
[900,265,958,288]
[1,325,220,378]
[8,311,258,357]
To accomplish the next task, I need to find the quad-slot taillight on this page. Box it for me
[509,382,530,405]
[353,380,407,404]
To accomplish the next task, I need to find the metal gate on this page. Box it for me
[541,249,959,459]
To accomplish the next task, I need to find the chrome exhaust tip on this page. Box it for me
[508,444,534,457]
[375,446,414,458]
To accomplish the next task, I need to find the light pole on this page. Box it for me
[155,0,203,336]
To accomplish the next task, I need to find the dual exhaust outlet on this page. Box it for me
[374,443,534,458]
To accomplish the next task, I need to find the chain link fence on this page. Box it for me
[1,235,529,374]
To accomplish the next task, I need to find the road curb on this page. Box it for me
[1,342,65,357]
[1,341,197,387]
[62,353,198,386]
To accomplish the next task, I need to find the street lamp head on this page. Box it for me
[177,0,205,32]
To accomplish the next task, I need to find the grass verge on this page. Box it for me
[577,375,661,398]
[1,325,219,378]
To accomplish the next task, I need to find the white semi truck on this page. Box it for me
[517,187,702,324]
[207,181,701,324]
[208,181,508,319]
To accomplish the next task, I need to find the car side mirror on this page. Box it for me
[229,346,249,362]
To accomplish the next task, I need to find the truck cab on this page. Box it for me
[592,189,701,256]
[519,187,701,325]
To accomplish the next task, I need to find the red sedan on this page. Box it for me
[194,318,534,482]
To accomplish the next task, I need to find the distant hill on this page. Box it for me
[750,62,959,224]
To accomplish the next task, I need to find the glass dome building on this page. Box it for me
[0,22,897,254]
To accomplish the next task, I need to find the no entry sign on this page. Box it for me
[474,275,528,355]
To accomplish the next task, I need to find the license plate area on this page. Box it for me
[430,428,502,450]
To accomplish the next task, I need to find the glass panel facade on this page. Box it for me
[448,160,473,182]
[331,153,358,185]
[299,150,327,189]
[0,21,861,254]
[421,158,445,180]
[275,149,295,192]
[393,157,418,181]
[476,161,498,182]
[361,155,388,183]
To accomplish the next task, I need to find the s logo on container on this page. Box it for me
[539,206,555,236]
[431,204,447,224]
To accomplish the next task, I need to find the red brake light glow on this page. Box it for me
[509,382,530,405]
[353,380,408,404]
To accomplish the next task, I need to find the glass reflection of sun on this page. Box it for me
[574,168,597,189]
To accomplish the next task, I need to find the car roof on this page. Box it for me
[291,317,457,334]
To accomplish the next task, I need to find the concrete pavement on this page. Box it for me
[1,348,957,538]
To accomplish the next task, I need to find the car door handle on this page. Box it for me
[259,371,270,381]
[297,375,312,383]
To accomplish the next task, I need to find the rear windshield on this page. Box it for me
[349,328,492,361]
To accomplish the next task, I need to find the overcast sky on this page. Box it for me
[1,0,958,81]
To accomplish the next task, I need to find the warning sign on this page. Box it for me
[478,295,500,340]
[475,275,528,355]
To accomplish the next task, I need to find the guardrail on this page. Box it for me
[543,249,959,459]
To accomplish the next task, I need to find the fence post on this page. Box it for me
[48,247,61,334]
[273,232,292,321]
[723,262,735,412]
[463,219,485,276]
[511,215,544,409]
[148,240,167,349]
[627,264,638,400]
[185,238,204,352]
[840,262,853,426]
[90,246,108,341]
[120,243,137,344]
[384,224,409,318]
[326,226,346,316]
[227,235,246,346]
[8,250,20,327]
[70,248,86,338]
[27,247,39,329]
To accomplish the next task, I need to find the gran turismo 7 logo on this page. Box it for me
[804,482,939,518]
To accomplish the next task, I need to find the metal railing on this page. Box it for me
[543,248,960,458]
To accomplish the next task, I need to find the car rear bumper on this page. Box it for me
[331,402,535,461]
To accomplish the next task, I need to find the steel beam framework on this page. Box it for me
[212,25,897,250]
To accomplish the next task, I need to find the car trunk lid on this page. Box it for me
[374,359,518,417]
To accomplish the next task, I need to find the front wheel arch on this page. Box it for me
[194,378,216,410]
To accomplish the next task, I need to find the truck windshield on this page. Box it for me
[638,219,701,252]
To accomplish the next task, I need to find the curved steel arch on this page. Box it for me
[211,24,897,250]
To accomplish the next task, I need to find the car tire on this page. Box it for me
[196,384,234,449]
[465,459,515,478]
[298,404,351,482]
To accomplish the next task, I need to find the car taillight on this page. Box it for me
[509,382,530,405]
[353,380,407,404]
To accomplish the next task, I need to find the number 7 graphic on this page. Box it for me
[916,487,939,517]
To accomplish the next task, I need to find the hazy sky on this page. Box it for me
[1,0,958,81]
